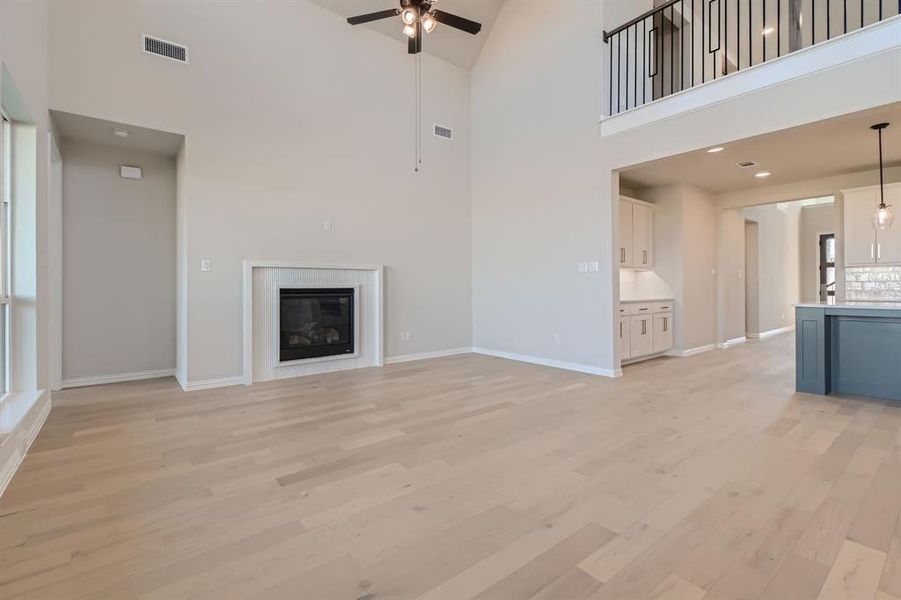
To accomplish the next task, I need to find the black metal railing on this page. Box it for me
[604,0,899,116]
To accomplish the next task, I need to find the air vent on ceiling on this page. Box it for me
[142,34,188,63]
[737,161,757,168]
[433,124,454,140]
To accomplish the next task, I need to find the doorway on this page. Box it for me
[819,233,836,304]
[744,220,760,337]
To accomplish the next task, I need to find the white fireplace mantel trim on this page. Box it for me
[241,260,385,385]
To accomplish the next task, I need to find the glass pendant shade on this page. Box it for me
[872,204,895,229]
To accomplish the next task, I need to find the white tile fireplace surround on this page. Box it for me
[242,262,384,384]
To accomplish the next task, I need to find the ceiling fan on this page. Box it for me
[347,0,482,54]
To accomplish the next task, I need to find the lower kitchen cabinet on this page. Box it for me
[619,300,674,364]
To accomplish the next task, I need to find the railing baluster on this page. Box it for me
[626,26,630,109]
[634,23,638,107]
[681,0,685,91]
[702,0,706,83]
[748,0,752,67]
[763,0,767,62]
[861,0,864,27]
[827,0,831,38]
[778,0,782,56]
[691,0,695,86]
[738,0,741,69]
[844,0,848,33]
[724,0,728,75]
[670,4,675,94]
[617,34,622,113]
[643,21,647,106]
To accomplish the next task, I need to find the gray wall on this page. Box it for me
[62,140,176,380]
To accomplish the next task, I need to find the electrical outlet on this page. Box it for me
[200,259,211,272]
[553,333,563,345]
[323,219,334,232]
[578,261,589,273]
[589,261,599,272]
[400,330,413,342]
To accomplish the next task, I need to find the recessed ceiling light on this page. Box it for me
[755,171,772,178]
[762,27,775,35]
[112,128,130,138]
[707,146,725,153]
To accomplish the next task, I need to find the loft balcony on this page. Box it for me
[601,0,901,136]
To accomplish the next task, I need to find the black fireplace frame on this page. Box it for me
[278,286,356,363]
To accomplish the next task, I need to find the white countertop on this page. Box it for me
[620,297,674,303]
[796,301,901,310]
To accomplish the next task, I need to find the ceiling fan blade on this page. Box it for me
[431,10,482,35]
[347,8,398,25]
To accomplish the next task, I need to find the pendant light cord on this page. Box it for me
[878,125,885,208]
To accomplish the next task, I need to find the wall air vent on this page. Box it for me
[142,35,188,63]
[737,161,757,168]
[433,125,454,140]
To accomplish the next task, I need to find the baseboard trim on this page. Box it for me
[718,336,748,349]
[472,347,621,378]
[0,391,51,498]
[179,376,245,392]
[667,344,716,358]
[384,348,472,364]
[748,325,795,339]
[61,369,175,389]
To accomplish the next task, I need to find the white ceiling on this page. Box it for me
[50,110,184,157]
[621,102,901,195]
[310,0,504,69]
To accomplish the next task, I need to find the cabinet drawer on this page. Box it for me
[653,302,673,313]
[628,303,654,316]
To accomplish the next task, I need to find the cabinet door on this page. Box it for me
[619,317,631,360]
[876,185,901,264]
[653,313,673,353]
[618,200,633,267]
[843,189,878,266]
[632,203,653,268]
[630,316,653,357]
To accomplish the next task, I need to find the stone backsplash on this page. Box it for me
[845,266,901,301]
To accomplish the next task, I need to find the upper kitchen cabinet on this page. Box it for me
[618,197,654,269]
[843,183,901,266]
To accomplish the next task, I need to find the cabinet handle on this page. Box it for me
[877,244,881,260]
[638,307,648,311]
[871,244,875,259]
[620,321,623,337]
[642,250,647,264]
[663,317,668,332]
[641,320,647,335]
[620,248,625,263]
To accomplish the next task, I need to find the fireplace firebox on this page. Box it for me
[279,287,355,362]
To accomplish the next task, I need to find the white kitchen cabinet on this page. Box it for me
[653,313,673,353]
[618,199,633,267]
[619,300,674,365]
[619,197,654,269]
[843,183,901,266]
[630,314,653,358]
[619,317,631,360]
[632,203,653,268]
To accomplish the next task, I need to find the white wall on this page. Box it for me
[61,140,176,381]
[471,0,614,372]
[641,184,717,353]
[799,203,836,302]
[48,1,473,384]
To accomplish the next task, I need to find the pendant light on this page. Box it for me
[871,122,894,229]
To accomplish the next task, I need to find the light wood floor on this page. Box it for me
[1,334,900,600]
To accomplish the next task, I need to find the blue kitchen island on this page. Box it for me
[796,302,901,402]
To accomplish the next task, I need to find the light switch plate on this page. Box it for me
[578,262,589,273]
[200,259,211,272]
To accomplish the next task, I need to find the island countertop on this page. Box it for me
[795,301,901,310]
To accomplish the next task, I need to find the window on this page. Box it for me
[819,233,836,305]
[0,114,10,395]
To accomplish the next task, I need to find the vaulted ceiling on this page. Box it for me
[309,0,505,69]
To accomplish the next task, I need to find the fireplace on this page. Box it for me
[279,287,355,362]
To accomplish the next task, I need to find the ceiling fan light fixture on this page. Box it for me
[401,8,417,25]
[422,13,437,33]
[402,23,416,37]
